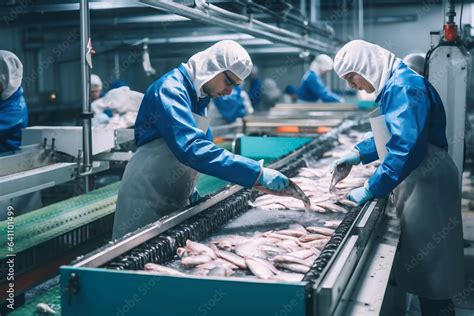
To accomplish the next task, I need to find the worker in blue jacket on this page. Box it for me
[331,40,463,316]
[297,54,344,103]
[113,41,288,239]
[0,50,28,153]
[210,85,251,125]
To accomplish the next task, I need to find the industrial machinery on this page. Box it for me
[426,0,469,187]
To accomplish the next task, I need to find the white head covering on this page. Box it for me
[403,53,426,76]
[0,50,23,101]
[91,74,103,90]
[310,54,333,75]
[263,78,281,100]
[182,40,253,98]
[334,40,400,97]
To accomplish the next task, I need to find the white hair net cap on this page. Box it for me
[182,40,253,98]
[0,50,23,101]
[91,74,103,90]
[403,53,426,76]
[334,40,400,97]
[310,54,333,75]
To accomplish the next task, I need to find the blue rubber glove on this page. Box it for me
[189,188,201,204]
[347,185,373,206]
[330,150,361,173]
[257,168,289,191]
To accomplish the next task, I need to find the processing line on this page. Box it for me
[59,120,399,316]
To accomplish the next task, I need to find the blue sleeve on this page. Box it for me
[214,94,246,124]
[367,85,430,198]
[248,79,262,108]
[152,84,261,188]
[0,94,28,153]
[312,75,344,103]
[355,137,379,164]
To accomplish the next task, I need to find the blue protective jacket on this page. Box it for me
[248,78,262,109]
[213,86,246,124]
[0,87,28,153]
[297,70,344,103]
[134,64,261,188]
[355,62,448,198]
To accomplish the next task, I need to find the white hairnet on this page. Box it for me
[263,78,281,100]
[310,54,333,75]
[334,40,399,97]
[91,74,103,90]
[182,40,253,98]
[0,50,23,100]
[403,53,426,76]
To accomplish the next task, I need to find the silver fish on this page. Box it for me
[329,163,352,192]
[36,303,56,314]
[208,266,235,277]
[250,257,281,275]
[254,179,311,212]
[181,255,213,267]
[212,245,247,269]
[275,263,310,274]
[273,255,311,267]
[317,202,348,213]
[286,249,314,259]
[299,234,329,242]
[305,226,335,236]
[144,263,186,276]
[185,240,217,259]
[245,257,275,279]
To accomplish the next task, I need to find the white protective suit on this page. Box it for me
[334,40,464,300]
[112,40,254,239]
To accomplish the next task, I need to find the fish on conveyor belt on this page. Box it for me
[254,179,311,212]
[245,257,275,279]
[275,263,310,274]
[208,266,235,277]
[185,240,217,259]
[181,255,213,267]
[316,202,348,213]
[196,259,239,271]
[305,226,335,236]
[144,263,186,276]
[211,244,247,269]
[273,254,311,267]
[36,303,56,315]
[329,163,353,192]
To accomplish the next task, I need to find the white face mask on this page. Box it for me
[334,40,400,97]
[181,40,253,98]
[0,50,23,101]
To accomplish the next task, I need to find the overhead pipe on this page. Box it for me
[139,0,335,53]
[79,0,93,192]
[358,0,364,39]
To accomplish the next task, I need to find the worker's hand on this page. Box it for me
[257,168,289,191]
[330,150,361,173]
[347,185,373,205]
[189,188,201,204]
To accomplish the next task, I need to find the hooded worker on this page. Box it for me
[113,40,289,239]
[331,40,464,316]
[297,54,344,103]
[0,50,28,153]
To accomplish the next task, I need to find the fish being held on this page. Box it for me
[329,163,352,192]
[254,179,311,212]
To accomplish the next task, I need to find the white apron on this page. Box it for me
[370,108,464,299]
[112,114,210,239]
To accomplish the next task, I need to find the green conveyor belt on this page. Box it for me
[238,136,312,162]
[0,182,120,259]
